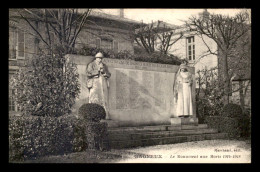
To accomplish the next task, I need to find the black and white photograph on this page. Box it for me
[8,8,251,163]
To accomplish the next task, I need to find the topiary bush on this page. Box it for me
[222,103,243,118]
[205,116,240,138]
[78,103,106,122]
[85,122,109,151]
[205,104,251,139]
[78,103,109,151]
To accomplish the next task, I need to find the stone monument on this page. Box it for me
[66,54,197,127]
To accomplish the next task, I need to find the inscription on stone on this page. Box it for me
[154,72,166,109]
[116,69,129,109]
[142,71,153,109]
[129,70,142,109]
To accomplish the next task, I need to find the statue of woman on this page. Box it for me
[173,63,193,117]
[86,52,111,119]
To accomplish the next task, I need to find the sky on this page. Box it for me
[95,8,249,26]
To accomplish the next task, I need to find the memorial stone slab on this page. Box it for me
[66,54,196,127]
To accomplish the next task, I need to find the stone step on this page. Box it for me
[104,133,228,149]
[181,124,208,130]
[108,124,208,134]
[108,128,218,141]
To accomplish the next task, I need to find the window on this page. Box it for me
[9,89,16,111]
[96,37,119,53]
[96,38,101,48]
[9,72,16,111]
[17,29,25,59]
[186,36,195,61]
[9,28,26,59]
[113,41,119,53]
[101,39,113,50]
[9,28,17,60]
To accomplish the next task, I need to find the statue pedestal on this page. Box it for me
[181,116,198,126]
[101,119,119,128]
[170,116,198,126]
[170,118,181,127]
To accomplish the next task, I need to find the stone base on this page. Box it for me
[170,118,181,127]
[101,119,119,128]
[181,117,198,126]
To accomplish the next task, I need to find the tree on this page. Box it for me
[133,20,183,55]
[10,55,80,117]
[9,8,92,116]
[14,8,91,55]
[186,10,251,104]
[196,67,225,122]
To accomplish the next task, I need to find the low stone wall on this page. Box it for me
[66,54,196,127]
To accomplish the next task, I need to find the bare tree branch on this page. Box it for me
[18,10,50,48]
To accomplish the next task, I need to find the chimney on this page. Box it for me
[199,9,210,20]
[119,9,124,18]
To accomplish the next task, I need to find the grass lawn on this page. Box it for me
[19,139,251,163]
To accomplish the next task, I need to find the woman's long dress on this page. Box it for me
[175,72,193,117]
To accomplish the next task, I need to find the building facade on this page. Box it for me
[170,28,218,74]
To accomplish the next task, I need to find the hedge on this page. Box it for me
[205,116,251,139]
[75,45,182,66]
[9,114,87,162]
[222,103,243,118]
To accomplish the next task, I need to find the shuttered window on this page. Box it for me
[101,39,113,50]
[96,38,101,48]
[113,41,119,53]
[9,28,17,59]
[17,29,25,59]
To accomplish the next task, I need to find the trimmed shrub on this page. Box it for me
[78,103,106,122]
[133,53,182,65]
[78,103,109,151]
[205,115,250,139]
[205,116,240,138]
[9,114,86,162]
[238,110,251,138]
[222,103,243,118]
[76,45,182,65]
[85,122,109,151]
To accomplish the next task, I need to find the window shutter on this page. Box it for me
[113,41,119,53]
[17,29,25,59]
[9,29,17,59]
[96,38,101,49]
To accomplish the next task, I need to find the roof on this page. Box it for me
[89,11,142,25]
[10,9,142,27]
[152,20,179,29]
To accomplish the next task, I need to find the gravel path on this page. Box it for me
[111,139,251,163]
[22,139,251,163]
